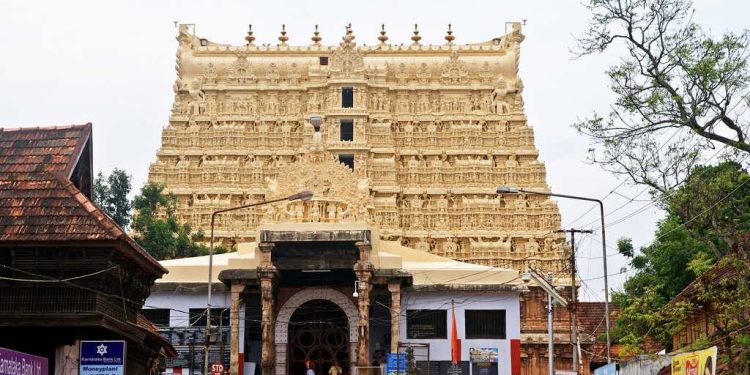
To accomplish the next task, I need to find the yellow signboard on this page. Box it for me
[671,346,717,375]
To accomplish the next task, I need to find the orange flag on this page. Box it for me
[450,302,461,364]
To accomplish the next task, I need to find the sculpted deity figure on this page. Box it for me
[263,205,277,223]
[544,237,554,253]
[506,153,519,168]
[176,155,189,168]
[407,155,421,183]
[515,193,529,210]
[414,239,431,252]
[281,122,292,146]
[326,202,337,222]
[336,205,351,221]
[186,78,206,116]
[395,63,409,85]
[416,62,431,84]
[306,92,317,112]
[498,236,513,253]
[403,122,414,145]
[431,156,444,183]
[354,157,367,177]
[310,202,320,223]
[426,122,438,146]
[526,238,540,254]
[443,238,460,258]
[491,87,510,114]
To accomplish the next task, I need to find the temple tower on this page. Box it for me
[148,22,566,275]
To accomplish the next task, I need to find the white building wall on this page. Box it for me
[399,291,520,375]
[146,289,230,327]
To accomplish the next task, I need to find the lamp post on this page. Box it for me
[203,190,313,374]
[521,270,568,375]
[497,186,611,364]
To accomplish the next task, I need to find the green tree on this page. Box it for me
[612,216,711,351]
[666,161,750,258]
[611,163,750,356]
[131,182,225,260]
[574,0,750,193]
[93,168,133,228]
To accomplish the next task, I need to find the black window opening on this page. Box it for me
[142,308,171,327]
[189,308,230,327]
[342,87,354,108]
[319,56,329,66]
[464,309,506,339]
[406,309,447,339]
[340,119,354,141]
[338,154,354,170]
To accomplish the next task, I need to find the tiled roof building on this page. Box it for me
[0,124,174,374]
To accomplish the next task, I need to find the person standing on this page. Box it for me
[329,361,343,375]
[306,359,316,375]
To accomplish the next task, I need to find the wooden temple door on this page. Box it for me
[288,300,350,375]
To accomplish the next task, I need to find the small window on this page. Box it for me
[407,309,447,339]
[319,56,329,66]
[338,154,354,170]
[189,308,230,327]
[465,310,506,339]
[342,87,354,108]
[340,120,354,142]
[142,308,171,327]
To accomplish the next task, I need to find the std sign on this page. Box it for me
[79,340,126,375]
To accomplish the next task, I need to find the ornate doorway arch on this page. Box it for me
[275,288,359,375]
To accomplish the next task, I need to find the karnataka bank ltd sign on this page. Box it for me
[79,341,126,375]
[0,347,48,375]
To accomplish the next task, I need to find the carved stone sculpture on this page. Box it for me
[149,23,566,275]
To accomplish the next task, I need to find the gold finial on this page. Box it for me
[343,23,355,44]
[445,23,455,44]
[411,23,421,45]
[245,24,255,45]
[311,24,322,44]
[378,24,389,44]
[279,24,289,44]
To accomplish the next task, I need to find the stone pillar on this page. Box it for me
[354,241,373,367]
[388,281,401,353]
[230,281,246,375]
[258,242,277,375]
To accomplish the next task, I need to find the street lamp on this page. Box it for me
[497,186,612,364]
[522,270,568,375]
[203,190,313,374]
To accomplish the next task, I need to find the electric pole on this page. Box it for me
[557,228,592,374]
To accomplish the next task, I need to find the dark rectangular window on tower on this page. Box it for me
[342,87,354,108]
[340,119,354,142]
[338,154,354,170]
[319,56,329,66]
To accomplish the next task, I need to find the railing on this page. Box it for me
[159,326,231,372]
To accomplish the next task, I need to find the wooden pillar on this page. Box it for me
[230,281,246,375]
[354,241,373,367]
[388,281,401,353]
[258,242,277,375]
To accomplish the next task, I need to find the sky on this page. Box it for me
[1,0,747,300]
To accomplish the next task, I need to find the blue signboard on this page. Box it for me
[79,340,126,375]
[386,353,406,375]
[594,363,617,375]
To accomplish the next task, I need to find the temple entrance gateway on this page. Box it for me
[289,300,349,375]
[275,287,360,375]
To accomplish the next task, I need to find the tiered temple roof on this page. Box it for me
[148,22,567,274]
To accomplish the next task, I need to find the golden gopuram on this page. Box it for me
[149,23,566,273]
[148,23,598,374]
